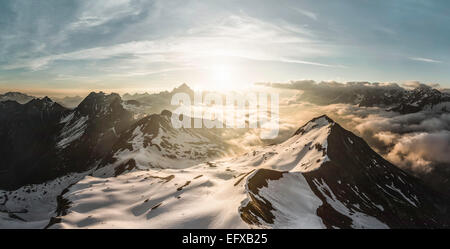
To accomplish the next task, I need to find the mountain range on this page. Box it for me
[0,92,84,108]
[0,90,449,228]
[260,81,450,114]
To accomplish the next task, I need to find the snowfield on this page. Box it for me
[0,172,88,229]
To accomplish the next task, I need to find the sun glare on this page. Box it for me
[208,63,244,92]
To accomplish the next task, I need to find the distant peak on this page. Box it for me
[4,91,27,96]
[86,92,100,99]
[87,91,105,97]
[178,83,190,89]
[28,96,54,104]
[172,83,193,93]
[42,96,53,102]
[84,91,120,100]
[414,84,432,89]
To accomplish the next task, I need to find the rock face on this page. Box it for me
[0,92,134,190]
[239,115,450,228]
[0,97,69,189]
[54,92,134,175]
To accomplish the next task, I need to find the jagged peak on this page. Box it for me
[20,96,69,114]
[27,96,55,105]
[80,92,121,104]
[42,96,53,102]
[76,91,125,116]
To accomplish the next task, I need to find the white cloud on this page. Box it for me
[386,131,450,173]
[409,57,442,63]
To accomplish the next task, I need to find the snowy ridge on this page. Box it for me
[95,113,229,177]
[229,115,333,173]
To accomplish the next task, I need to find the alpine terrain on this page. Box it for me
[1,92,448,228]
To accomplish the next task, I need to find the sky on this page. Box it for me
[0,0,449,96]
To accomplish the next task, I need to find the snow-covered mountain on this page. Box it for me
[239,115,449,228]
[0,92,36,104]
[2,114,447,228]
[0,91,84,108]
[343,84,449,114]
[388,84,450,113]
[262,82,450,114]
[94,110,233,177]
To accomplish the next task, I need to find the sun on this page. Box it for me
[211,64,231,88]
[209,63,240,91]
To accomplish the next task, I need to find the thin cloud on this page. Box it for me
[409,57,442,63]
[294,8,318,21]
[3,14,340,72]
[275,58,344,68]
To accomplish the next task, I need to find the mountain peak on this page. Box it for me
[4,91,28,96]
[294,115,335,136]
[76,91,125,117]
[310,114,334,123]
[172,83,193,94]
[239,110,450,228]
[42,96,53,102]
[27,96,55,106]
[80,92,120,104]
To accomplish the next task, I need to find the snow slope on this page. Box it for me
[0,172,87,229]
